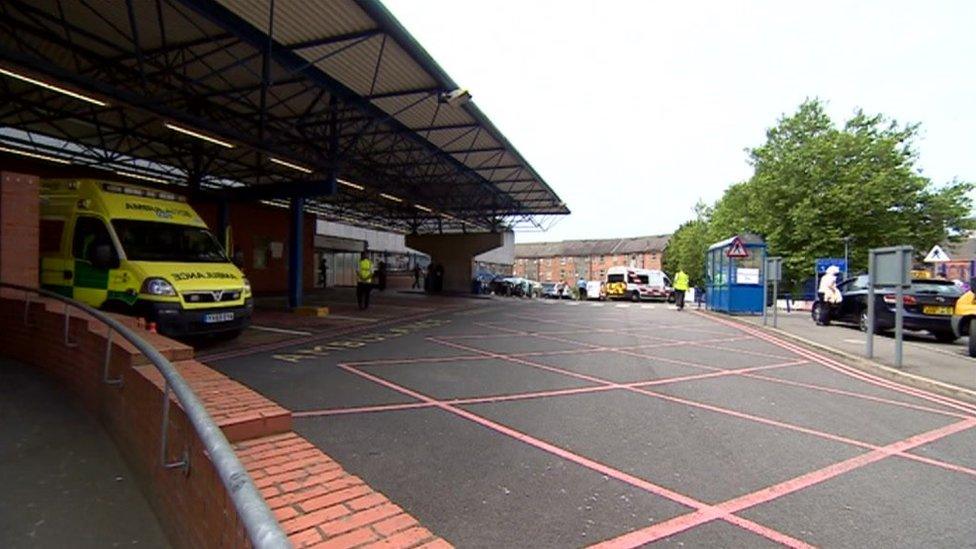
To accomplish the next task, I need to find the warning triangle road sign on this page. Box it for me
[924,245,951,263]
[726,237,749,258]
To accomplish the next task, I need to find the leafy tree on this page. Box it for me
[663,201,712,285]
[707,99,973,286]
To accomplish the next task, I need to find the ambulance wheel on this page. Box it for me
[630,291,640,302]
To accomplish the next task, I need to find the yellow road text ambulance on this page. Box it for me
[39,179,252,337]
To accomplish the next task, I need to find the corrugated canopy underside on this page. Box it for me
[0,0,568,233]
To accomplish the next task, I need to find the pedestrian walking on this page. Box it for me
[318,256,328,287]
[577,277,587,300]
[816,265,842,325]
[673,269,690,311]
[412,264,423,289]
[434,264,444,292]
[356,251,374,310]
[376,261,387,292]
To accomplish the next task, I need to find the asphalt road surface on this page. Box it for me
[209,298,976,548]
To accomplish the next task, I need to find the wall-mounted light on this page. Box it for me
[115,170,171,184]
[0,145,71,164]
[414,204,433,213]
[269,157,313,174]
[337,178,364,191]
[164,123,234,148]
[0,67,108,107]
[379,193,403,203]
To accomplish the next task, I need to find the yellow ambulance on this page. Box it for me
[39,179,252,337]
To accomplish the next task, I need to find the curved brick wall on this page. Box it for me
[0,297,450,549]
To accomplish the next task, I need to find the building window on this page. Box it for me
[560,257,566,265]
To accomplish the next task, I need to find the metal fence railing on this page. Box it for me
[1,282,291,549]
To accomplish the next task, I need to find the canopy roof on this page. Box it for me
[0,0,568,233]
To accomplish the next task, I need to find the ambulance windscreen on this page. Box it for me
[112,220,227,263]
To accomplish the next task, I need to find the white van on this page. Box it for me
[605,267,673,302]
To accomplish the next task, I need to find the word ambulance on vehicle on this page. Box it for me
[604,266,673,302]
[39,179,252,337]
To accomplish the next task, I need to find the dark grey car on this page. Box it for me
[811,276,961,342]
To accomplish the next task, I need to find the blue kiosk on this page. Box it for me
[706,234,767,314]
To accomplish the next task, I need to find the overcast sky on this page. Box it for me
[383,0,976,243]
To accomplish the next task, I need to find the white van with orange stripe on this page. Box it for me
[604,266,673,302]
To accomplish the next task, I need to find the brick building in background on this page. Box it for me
[514,235,671,283]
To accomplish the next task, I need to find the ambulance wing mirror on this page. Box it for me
[91,243,119,270]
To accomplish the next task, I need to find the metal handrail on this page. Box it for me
[2,282,291,549]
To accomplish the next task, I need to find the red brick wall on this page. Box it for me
[0,172,39,292]
[515,252,665,282]
[193,201,315,294]
[0,297,287,548]
[1,296,452,549]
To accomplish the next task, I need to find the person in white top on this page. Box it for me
[816,265,842,325]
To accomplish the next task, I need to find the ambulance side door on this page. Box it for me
[70,216,119,307]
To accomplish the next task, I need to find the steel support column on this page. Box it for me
[217,199,230,250]
[288,195,304,308]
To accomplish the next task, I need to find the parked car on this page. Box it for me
[489,276,515,296]
[585,280,605,301]
[812,275,962,342]
[558,283,575,299]
[541,282,560,299]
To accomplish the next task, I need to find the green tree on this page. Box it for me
[709,99,973,286]
[663,201,712,285]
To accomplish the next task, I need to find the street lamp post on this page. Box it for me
[843,236,853,279]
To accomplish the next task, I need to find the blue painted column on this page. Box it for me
[288,195,304,308]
